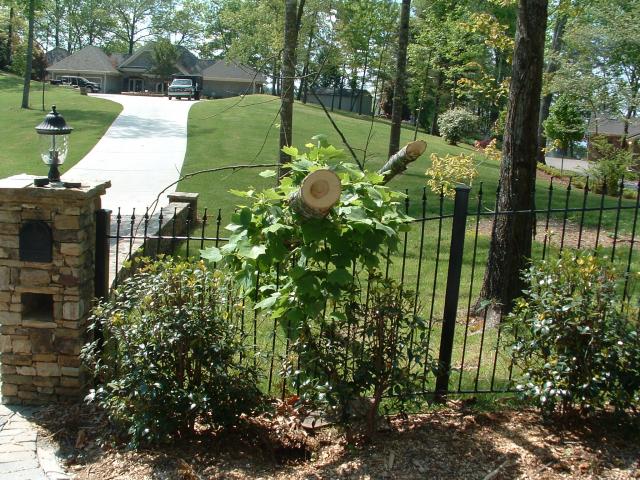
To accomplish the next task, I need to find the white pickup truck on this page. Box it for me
[168,79,195,100]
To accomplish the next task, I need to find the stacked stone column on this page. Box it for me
[0,175,109,405]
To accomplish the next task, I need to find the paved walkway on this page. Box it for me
[0,405,68,480]
[544,156,592,174]
[65,94,197,214]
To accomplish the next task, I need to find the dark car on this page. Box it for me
[60,76,101,93]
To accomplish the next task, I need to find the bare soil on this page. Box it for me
[32,402,640,480]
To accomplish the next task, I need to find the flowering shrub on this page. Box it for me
[437,107,479,145]
[425,152,478,198]
[506,251,640,414]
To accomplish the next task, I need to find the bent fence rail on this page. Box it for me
[99,177,640,399]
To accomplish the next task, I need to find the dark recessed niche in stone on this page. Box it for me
[19,221,52,263]
[22,292,53,322]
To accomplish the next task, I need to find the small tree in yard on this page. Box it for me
[437,108,479,145]
[152,38,178,94]
[543,95,585,172]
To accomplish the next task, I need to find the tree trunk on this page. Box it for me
[358,29,373,115]
[477,0,548,315]
[536,13,567,165]
[7,6,14,66]
[279,0,303,173]
[388,0,411,158]
[299,16,315,104]
[21,0,36,109]
[430,71,443,136]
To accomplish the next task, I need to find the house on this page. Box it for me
[306,87,373,115]
[588,117,640,160]
[46,44,266,98]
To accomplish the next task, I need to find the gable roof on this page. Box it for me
[118,43,200,75]
[201,60,267,83]
[47,45,119,74]
[589,118,640,138]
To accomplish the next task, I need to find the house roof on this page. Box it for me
[47,45,119,74]
[589,118,640,138]
[118,43,201,75]
[45,47,69,66]
[200,60,267,83]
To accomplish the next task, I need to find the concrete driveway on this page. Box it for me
[65,94,197,214]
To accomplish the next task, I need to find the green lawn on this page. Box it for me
[177,95,640,395]
[0,72,122,179]
[180,95,636,234]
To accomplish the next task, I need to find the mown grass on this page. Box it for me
[0,71,121,179]
[172,94,640,395]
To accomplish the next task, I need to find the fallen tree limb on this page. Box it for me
[378,140,427,185]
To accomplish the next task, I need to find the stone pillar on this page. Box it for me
[0,175,110,405]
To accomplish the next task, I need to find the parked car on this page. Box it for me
[59,76,101,93]
[167,78,196,100]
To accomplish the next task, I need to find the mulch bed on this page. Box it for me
[32,401,640,480]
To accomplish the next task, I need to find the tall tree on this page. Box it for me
[20,0,35,108]
[151,37,178,92]
[112,0,161,54]
[477,0,548,313]
[279,0,305,170]
[536,1,570,164]
[388,0,411,158]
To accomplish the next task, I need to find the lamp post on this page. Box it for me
[35,105,73,186]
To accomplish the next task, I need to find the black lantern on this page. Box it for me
[35,105,73,185]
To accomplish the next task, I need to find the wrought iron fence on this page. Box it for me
[98,176,640,399]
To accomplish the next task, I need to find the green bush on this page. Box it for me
[82,259,261,447]
[295,277,434,434]
[506,251,640,414]
[588,135,635,195]
[437,108,479,145]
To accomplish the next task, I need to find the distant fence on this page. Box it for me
[100,177,640,398]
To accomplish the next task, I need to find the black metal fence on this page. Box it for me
[100,177,640,398]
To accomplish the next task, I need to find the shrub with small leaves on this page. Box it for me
[82,258,261,447]
[588,135,634,195]
[293,277,435,434]
[425,152,478,198]
[506,251,640,414]
[437,107,479,145]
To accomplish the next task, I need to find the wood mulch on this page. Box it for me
[32,402,640,480]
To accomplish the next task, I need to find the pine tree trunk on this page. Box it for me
[536,14,567,165]
[430,71,443,135]
[279,0,303,172]
[7,6,13,66]
[388,0,411,158]
[21,0,35,109]
[477,0,548,315]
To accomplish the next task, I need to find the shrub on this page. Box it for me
[294,277,434,434]
[425,152,478,198]
[82,258,261,447]
[588,135,635,195]
[506,251,640,414]
[437,108,479,145]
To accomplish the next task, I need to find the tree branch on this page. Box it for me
[309,88,364,171]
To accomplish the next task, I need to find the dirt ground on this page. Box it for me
[33,401,640,480]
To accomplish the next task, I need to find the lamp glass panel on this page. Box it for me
[39,134,68,165]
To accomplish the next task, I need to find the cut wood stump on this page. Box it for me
[378,140,427,184]
[289,169,342,219]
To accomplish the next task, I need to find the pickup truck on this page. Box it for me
[168,79,195,100]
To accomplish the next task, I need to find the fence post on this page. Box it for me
[435,185,470,401]
[95,209,111,300]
